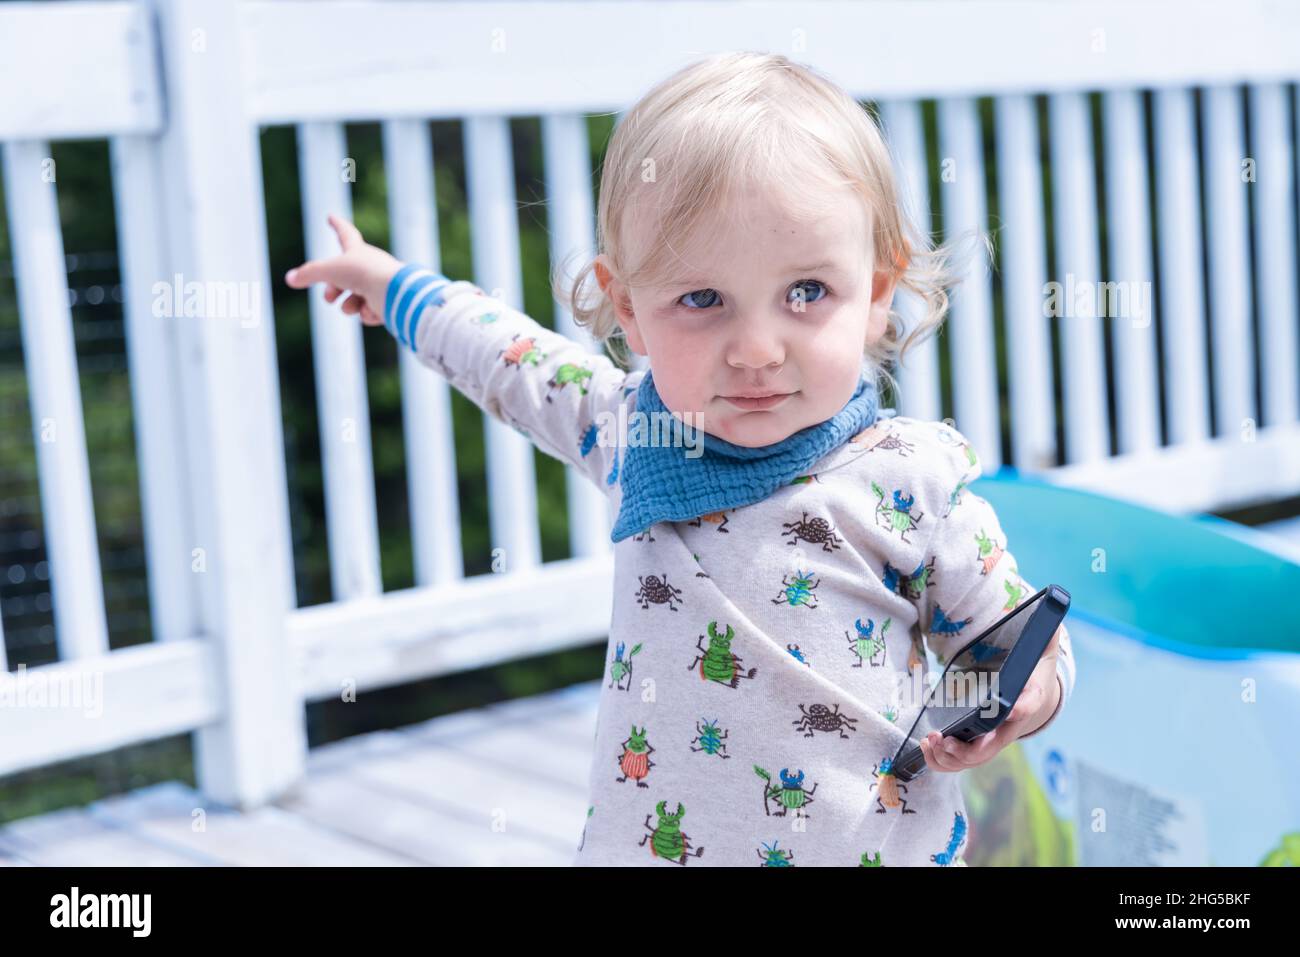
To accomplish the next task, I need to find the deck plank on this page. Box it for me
[0,802,211,866]
[0,682,604,865]
[275,771,567,866]
[439,719,595,793]
[87,781,415,866]
[349,739,586,850]
[525,684,600,745]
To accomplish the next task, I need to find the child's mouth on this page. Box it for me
[722,391,796,411]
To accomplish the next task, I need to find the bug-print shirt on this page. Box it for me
[385,266,1077,867]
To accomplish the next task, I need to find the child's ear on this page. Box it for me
[594,255,648,356]
[866,266,898,345]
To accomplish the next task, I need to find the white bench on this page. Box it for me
[0,0,1296,808]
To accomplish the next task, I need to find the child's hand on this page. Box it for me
[917,625,1064,773]
[283,214,402,327]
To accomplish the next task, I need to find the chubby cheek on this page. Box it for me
[822,350,868,397]
[640,321,715,415]
[793,334,859,395]
[650,363,711,417]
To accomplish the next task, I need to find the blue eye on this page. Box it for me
[675,281,828,311]
[678,288,721,309]
[789,280,828,306]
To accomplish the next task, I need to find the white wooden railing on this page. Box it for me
[1,0,1297,808]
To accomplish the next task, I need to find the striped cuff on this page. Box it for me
[384,264,453,350]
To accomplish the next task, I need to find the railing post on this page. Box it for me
[148,0,304,808]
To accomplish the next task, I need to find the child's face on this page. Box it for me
[597,182,896,448]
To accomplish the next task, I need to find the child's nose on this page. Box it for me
[726,318,786,371]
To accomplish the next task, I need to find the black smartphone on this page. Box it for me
[889,584,1070,782]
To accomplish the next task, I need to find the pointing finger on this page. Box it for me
[285,258,333,289]
[285,254,357,291]
[329,214,365,251]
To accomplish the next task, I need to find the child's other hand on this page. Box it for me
[283,214,401,327]
[918,625,1063,773]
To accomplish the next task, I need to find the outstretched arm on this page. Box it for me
[285,215,632,492]
[384,265,631,491]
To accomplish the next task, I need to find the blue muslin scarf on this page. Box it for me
[609,361,882,542]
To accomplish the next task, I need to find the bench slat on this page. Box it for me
[880,99,943,423]
[1153,88,1212,445]
[1203,86,1257,438]
[1100,90,1162,455]
[297,121,383,600]
[1249,83,1300,429]
[995,94,1057,469]
[938,97,1001,467]
[465,115,543,570]
[542,112,614,559]
[1,140,110,661]
[1048,92,1110,465]
[383,118,467,586]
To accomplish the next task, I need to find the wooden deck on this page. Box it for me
[0,680,600,866]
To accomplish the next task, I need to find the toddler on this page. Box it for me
[285,52,1075,867]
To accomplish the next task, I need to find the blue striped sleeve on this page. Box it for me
[385,267,632,494]
[384,264,453,350]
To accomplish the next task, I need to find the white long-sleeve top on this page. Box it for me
[385,266,1076,866]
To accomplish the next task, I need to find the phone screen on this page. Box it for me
[893,587,1047,763]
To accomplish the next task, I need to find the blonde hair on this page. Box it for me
[553,51,970,404]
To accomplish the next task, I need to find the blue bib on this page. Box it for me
[610,363,881,542]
